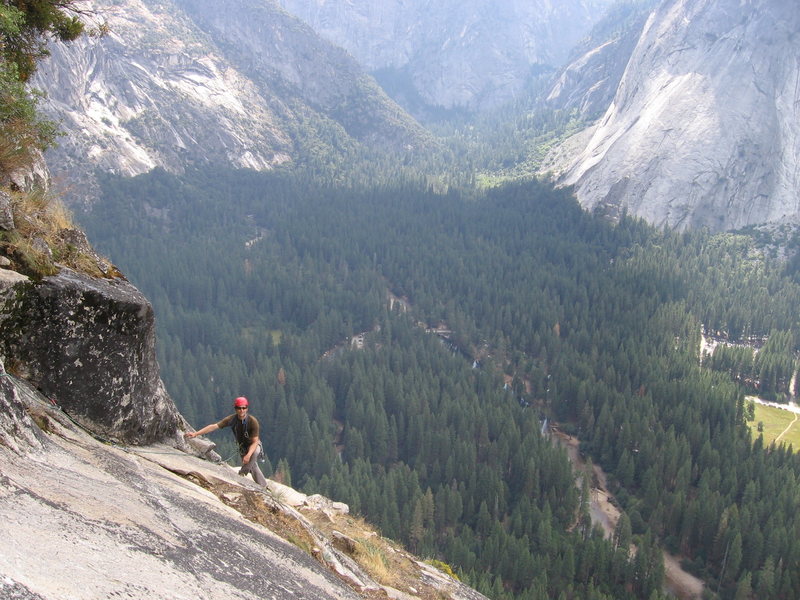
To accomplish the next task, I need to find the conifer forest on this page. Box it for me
[80,165,800,600]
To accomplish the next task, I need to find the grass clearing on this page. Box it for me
[749,403,800,450]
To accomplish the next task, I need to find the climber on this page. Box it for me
[185,396,267,486]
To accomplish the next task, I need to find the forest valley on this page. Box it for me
[76,167,800,600]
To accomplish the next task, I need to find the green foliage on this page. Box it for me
[0,1,84,82]
[0,60,59,172]
[427,559,460,581]
[0,1,84,178]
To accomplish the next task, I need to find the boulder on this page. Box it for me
[0,267,183,444]
[305,493,350,516]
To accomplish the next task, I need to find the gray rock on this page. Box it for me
[0,579,49,600]
[0,385,366,600]
[0,361,44,453]
[548,0,800,232]
[0,268,182,444]
[1,367,491,600]
[545,1,654,118]
[0,190,13,230]
[0,269,28,287]
[6,149,50,194]
[30,237,52,261]
[305,493,349,516]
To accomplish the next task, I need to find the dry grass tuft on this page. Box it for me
[353,537,397,587]
[0,119,47,177]
[1,185,119,279]
[177,471,462,600]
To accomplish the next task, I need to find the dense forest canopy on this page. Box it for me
[78,166,800,600]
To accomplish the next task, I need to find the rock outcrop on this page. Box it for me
[0,191,13,231]
[543,0,800,232]
[0,359,488,600]
[0,371,364,600]
[0,268,183,445]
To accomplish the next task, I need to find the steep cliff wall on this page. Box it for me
[545,0,800,232]
[276,0,617,111]
[545,1,655,118]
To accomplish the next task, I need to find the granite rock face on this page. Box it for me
[0,387,367,600]
[0,361,44,454]
[0,268,182,444]
[0,372,490,600]
[173,0,428,149]
[545,1,655,118]
[545,0,800,232]
[34,0,428,204]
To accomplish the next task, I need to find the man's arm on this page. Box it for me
[184,423,220,439]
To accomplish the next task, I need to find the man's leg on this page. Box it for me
[248,461,267,486]
[239,448,267,486]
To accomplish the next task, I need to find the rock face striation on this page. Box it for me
[544,0,800,232]
[545,1,656,119]
[276,0,617,112]
[34,0,429,204]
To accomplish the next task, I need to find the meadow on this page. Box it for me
[751,402,800,449]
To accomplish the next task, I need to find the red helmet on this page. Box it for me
[233,396,249,408]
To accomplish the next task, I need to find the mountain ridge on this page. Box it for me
[35,0,430,204]
[276,0,617,113]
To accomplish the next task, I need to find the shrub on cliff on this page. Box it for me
[0,1,86,177]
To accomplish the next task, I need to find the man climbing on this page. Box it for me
[185,396,267,487]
